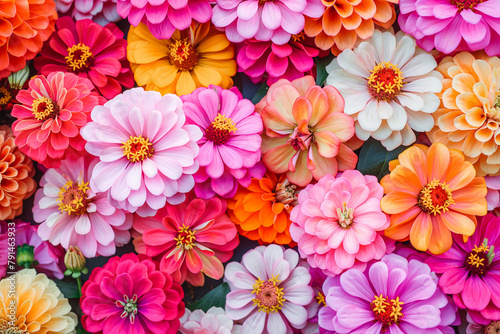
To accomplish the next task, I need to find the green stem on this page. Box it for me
[76,276,83,297]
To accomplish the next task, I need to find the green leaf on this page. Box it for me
[315,55,334,86]
[251,83,269,104]
[77,328,91,334]
[357,137,409,181]
[187,283,231,312]
[54,279,81,300]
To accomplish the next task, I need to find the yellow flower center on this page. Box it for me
[371,295,404,330]
[0,87,12,105]
[316,291,327,307]
[175,224,196,250]
[337,202,354,228]
[417,179,454,215]
[291,32,306,42]
[121,136,154,162]
[31,97,59,121]
[367,62,405,101]
[168,38,199,71]
[205,114,238,145]
[66,43,94,73]
[466,241,494,277]
[252,275,286,314]
[451,0,484,11]
[58,180,91,216]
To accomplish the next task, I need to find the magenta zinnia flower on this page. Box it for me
[55,0,121,25]
[426,213,500,321]
[80,253,185,334]
[182,85,264,199]
[34,17,134,99]
[81,87,202,217]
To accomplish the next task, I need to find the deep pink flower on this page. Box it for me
[34,17,134,99]
[398,0,500,55]
[117,0,212,40]
[133,194,239,286]
[12,72,101,168]
[80,253,185,334]
[182,85,264,199]
[56,0,121,25]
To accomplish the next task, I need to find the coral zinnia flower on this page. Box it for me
[80,253,185,334]
[227,172,300,245]
[133,195,239,286]
[427,52,500,177]
[381,143,488,254]
[0,269,77,333]
[34,17,134,99]
[127,22,237,97]
[56,0,121,25]
[304,0,397,55]
[257,75,357,187]
[0,0,57,78]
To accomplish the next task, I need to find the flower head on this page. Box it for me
[179,307,242,334]
[64,245,88,277]
[56,0,121,25]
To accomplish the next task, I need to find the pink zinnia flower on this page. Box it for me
[398,0,500,55]
[212,0,325,44]
[33,156,133,258]
[12,72,101,168]
[224,244,314,333]
[55,0,121,25]
[34,17,134,99]
[179,307,242,334]
[133,194,239,286]
[290,170,392,276]
[117,0,212,40]
[81,87,202,217]
[80,253,185,334]
[182,85,264,199]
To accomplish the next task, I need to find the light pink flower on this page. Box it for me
[485,175,500,213]
[179,307,242,334]
[33,155,133,258]
[55,0,121,25]
[81,87,202,217]
[290,170,391,276]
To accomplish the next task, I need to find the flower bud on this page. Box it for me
[8,65,30,90]
[64,246,87,278]
[17,244,38,268]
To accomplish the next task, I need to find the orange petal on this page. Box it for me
[239,212,261,231]
[286,151,313,187]
[323,8,342,36]
[305,86,329,127]
[263,144,297,173]
[456,92,482,113]
[380,192,418,215]
[336,143,358,171]
[259,225,278,243]
[389,165,423,195]
[397,146,427,186]
[315,113,354,142]
[427,143,450,182]
[292,97,313,124]
[428,215,453,255]
[274,212,289,233]
[409,213,432,251]
[309,145,339,180]
[384,206,421,240]
[243,193,267,212]
[440,210,476,236]
[314,131,340,158]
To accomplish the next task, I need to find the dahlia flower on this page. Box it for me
[0,126,36,220]
[256,76,357,187]
[399,0,500,56]
[81,87,202,217]
[0,269,77,333]
[381,143,488,254]
[56,0,121,25]
[33,155,133,258]
[12,72,101,168]
[319,254,458,333]
[127,22,237,96]
[228,172,300,245]
[427,52,500,176]
[326,30,443,151]
[212,0,325,44]
[237,34,320,85]
[426,214,500,321]
[179,307,242,334]
[133,195,239,286]
[224,244,314,333]
[182,85,264,199]
[304,0,398,55]
[34,17,134,99]
[80,253,185,334]
[0,0,57,78]
[466,312,500,334]
[117,0,212,40]
[290,170,392,276]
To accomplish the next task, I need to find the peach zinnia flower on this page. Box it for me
[427,52,500,176]
[380,143,488,254]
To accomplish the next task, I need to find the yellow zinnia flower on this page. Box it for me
[127,22,237,96]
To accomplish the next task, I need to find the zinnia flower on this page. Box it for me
[427,52,500,176]
[211,0,325,44]
[179,307,242,334]
[398,0,500,56]
[81,87,202,217]
[326,30,443,151]
[0,0,57,78]
[0,269,77,333]
[0,125,36,220]
[55,0,121,25]
[227,172,300,245]
[256,75,357,187]
[426,214,500,321]
[80,253,185,334]
[224,244,314,333]
[12,72,101,168]
[380,143,488,254]
[182,85,264,199]
[133,195,239,286]
[318,253,457,333]
[304,0,398,55]
[290,170,392,276]
[34,17,134,99]
[127,22,237,97]
[33,155,133,258]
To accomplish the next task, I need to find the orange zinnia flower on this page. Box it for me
[380,143,487,254]
[228,173,299,245]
